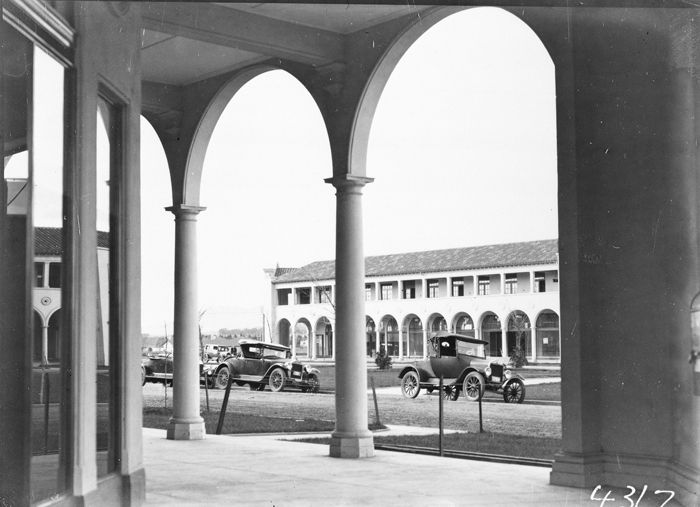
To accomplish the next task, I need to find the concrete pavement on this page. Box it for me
[142,426,680,507]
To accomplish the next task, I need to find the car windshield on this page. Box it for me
[456,340,486,359]
[261,348,288,359]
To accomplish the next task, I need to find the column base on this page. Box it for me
[329,434,375,458]
[166,418,206,440]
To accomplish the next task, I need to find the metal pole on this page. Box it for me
[478,383,483,434]
[439,375,444,457]
[43,369,50,454]
[371,376,381,427]
[216,371,234,435]
[204,369,210,412]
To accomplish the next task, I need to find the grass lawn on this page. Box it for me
[298,432,562,461]
[143,406,385,434]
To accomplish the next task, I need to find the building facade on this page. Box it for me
[269,240,560,363]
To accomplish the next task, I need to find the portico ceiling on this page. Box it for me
[140,2,430,87]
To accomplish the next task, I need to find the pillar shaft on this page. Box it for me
[166,205,206,440]
[325,175,374,458]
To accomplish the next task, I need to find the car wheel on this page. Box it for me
[463,372,485,402]
[141,366,146,386]
[269,368,286,392]
[503,378,526,404]
[401,371,421,399]
[306,373,320,393]
[442,385,460,401]
[215,367,230,390]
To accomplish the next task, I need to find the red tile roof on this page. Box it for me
[35,227,110,255]
[272,239,558,284]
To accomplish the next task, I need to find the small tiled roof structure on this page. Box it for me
[272,239,558,284]
[35,227,110,255]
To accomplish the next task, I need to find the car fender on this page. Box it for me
[456,367,481,385]
[264,363,290,377]
[305,367,320,376]
[215,361,235,377]
[398,366,432,383]
[503,372,525,386]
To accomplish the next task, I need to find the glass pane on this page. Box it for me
[30,42,67,501]
[96,98,117,476]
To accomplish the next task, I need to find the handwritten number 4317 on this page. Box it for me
[591,485,675,507]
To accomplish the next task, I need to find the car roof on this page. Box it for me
[433,330,488,345]
[238,339,291,352]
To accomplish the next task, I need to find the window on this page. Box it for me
[403,281,416,299]
[318,286,332,304]
[381,284,393,301]
[48,262,61,288]
[277,289,291,305]
[428,280,439,298]
[478,276,490,296]
[452,279,464,297]
[504,274,517,294]
[298,288,311,305]
[35,262,45,287]
[365,285,373,301]
[534,272,545,292]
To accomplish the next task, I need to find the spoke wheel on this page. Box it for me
[215,367,230,390]
[463,372,485,402]
[306,373,320,393]
[141,366,146,386]
[269,368,286,392]
[503,378,526,404]
[442,385,460,401]
[401,371,421,399]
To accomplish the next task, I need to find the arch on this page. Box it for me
[506,310,532,358]
[277,319,291,347]
[47,309,61,363]
[293,319,311,358]
[480,312,502,357]
[365,316,377,357]
[378,315,399,357]
[351,7,555,178]
[535,309,560,359]
[401,314,424,358]
[453,312,476,339]
[314,317,333,359]
[427,313,447,335]
[33,310,44,364]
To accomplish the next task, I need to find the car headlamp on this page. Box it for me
[484,366,492,377]
[505,370,512,380]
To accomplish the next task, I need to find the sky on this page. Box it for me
[139,7,558,336]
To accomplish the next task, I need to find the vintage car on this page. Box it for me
[398,331,526,403]
[211,339,320,393]
[141,351,216,387]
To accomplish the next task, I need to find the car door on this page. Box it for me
[429,337,462,381]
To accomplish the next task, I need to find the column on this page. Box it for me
[422,328,428,360]
[166,204,206,440]
[41,325,49,365]
[325,175,374,458]
[421,279,427,299]
[398,326,404,360]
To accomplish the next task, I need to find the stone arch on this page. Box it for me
[378,314,399,357]
[277,318,291,347]
[293,318,312,358]
[401,314,424,358]
[47,309,61,363]
[365,316,377,357]
[427,313,447,336]
[453,312,476,339]
[314,317,333,359]
[505,310,532,358]
[479,312,502,358]
[534,309,560,360]
[33,310,44,364]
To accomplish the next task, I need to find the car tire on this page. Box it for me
[442,385,460,401]
[269,368,286,392]
[215,367,230,390]
[141,366,146,386]
[503,378,526,404]
[401,371,421,399]
[306,373,320,393]
[463,372,485,402]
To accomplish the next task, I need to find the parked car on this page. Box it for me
[211,339,320,393]
[398,331,526,403]
[141,351,214,387]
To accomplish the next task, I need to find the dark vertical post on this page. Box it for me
[370,376,381,427]
[44,370,51,454]
[216,371,234,435]
[478,385,483,434]
[439,376,444,456]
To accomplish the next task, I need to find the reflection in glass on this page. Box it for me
[27,40,67,501]
[96,97,117,476]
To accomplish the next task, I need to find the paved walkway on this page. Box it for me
[142,426,679,507]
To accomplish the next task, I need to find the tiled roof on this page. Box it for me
[272,239,558,284]
[35,227,110,255]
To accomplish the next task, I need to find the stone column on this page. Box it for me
[422,328,428,360]
[166,204,206,440]
[41,324,49,365]
[325,175,374,458]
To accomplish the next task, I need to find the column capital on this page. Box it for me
[165,204,207,217]
[324,174,374,191]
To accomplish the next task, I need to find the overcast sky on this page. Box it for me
[140,7,558,336]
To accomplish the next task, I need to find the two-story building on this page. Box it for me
[267,239,560,363]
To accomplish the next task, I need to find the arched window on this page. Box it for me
[536,312,560,358]
[481,314,502,357]
[455,314,475,338]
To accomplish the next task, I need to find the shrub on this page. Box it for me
[509,346,529,368]
[375,346,393,370]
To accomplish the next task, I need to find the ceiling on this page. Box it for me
[140,2,430,86]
